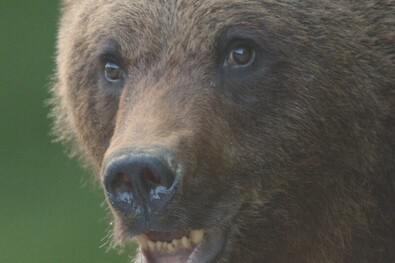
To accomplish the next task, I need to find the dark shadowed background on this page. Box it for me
[0,1,133,262]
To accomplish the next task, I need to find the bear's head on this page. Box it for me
[52,0,394,262]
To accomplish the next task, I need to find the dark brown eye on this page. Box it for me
[225,45,256,68]
[104,62,124,82]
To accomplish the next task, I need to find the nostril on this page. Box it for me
[110,172,133,195]
[103,151,179,212]
[141,167,161,187]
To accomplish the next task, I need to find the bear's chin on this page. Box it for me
[134,228,225,263]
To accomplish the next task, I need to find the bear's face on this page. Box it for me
[53,0,394,262]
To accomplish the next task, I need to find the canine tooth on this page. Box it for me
[156,241,163,251]
[136,234,149,250]
[147,240,155,251]
[190,229,204,245]
[172,239,180,248]
[181,236,191,248]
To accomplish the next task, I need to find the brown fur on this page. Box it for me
[51,0,395,262]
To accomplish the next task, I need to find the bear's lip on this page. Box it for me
[135,228,225,263]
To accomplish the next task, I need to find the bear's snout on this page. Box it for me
[103,148,180,217]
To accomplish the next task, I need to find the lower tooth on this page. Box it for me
[143,231,203,253]
[148,240,155,251]
[136,234,148,250]
[190,229,204,245]
[162,242,168,250]
[181,236,191,248]
[167,243,175,252]
[172,239,180,248]
[156,241,163,251]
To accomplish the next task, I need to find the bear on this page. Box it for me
[50,0,395,262]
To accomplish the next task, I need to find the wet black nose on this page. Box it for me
[103,152,178,214]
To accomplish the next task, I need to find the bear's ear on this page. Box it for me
[62,0,76,5]
[60,0,82,15]
[61,0,77,11]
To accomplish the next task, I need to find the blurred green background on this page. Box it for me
[0,1,132,262]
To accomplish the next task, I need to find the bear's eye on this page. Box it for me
[104,62,124,82]
[225,45,256,68]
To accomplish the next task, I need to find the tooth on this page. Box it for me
[136,234,149,250]
[147,240,155,251]
[156,241,163,251]
[162,242,168,250]
[172,239,180,249]
[190,230,204,245]
[181,236,191,248]
[167,243,175,252]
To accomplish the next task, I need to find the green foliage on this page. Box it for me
[0,1,134,262]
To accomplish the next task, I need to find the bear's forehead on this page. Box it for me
[72,0,278,40]
[66,0,290,61]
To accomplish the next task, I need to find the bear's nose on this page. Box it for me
[103,151,178,214]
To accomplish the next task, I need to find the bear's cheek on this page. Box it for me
[65,63,121,167]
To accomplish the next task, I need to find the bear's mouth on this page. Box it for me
[135,228,225,263]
